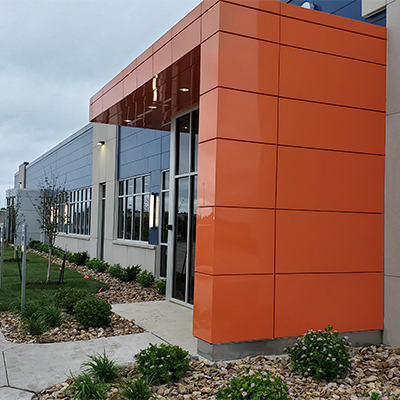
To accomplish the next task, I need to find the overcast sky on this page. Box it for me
[0,0,202,208]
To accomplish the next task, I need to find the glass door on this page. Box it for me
[169,109,198,305]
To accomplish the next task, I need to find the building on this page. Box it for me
[8,0,400,360]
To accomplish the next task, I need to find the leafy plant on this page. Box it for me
[215,366,290,400]
[70,372,108,400]
[53,287,91,313]
[21,314,49,336]
[121,264,142,282]
[121,377,155,400]
[41,305,63,327]
[284,325,352,381]
[107,263,123,280]
[83,351,119,383]
[72,251,89,266]
[86,258,109,273]
[366,391,391,400]
[136,270,155,288]
[74,296,112,329]
[156,280,166,295]
[135,343,189,384]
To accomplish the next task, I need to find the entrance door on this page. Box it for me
[168,109,198,305]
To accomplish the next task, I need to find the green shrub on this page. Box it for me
[156,280,166,295]
[136,270,155,288]
[284,325,352,381]
[52,246,64,259]
[70,372,108,400]
[41,305,63,328]
[72,251,89,266]
[53,287,91,313]
[74,296,112,329]
[121,377,155,400]
[86,258,109,273]
[121,264,142,282]
[215,366,290,400]
[21,314,49,336]
[135,343,189,384]
[19,300,44,320]
[107,264,123,280]
[83,351,119,383]
[28,240,41,250]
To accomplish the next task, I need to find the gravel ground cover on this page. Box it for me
[32,345,400,399]
[0,249,164,344]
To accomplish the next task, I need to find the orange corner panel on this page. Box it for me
[218,32,279,96]
[275,273,384,337]
[172,19,201,64]
[196,207,275,275]
[280,46,386,111]
[200,33,220,95]
[193,272,214,343]
[279,98,385,154]
[277,146,384,213]
[197,140,217,208]
[276,210,384,274]
[201,1,220,42]
[281,16,386,65]
[193,273,275,343]
[219,2,280,43]
[200,87,278,144]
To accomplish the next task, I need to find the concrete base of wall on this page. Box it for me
[197,330,383,361]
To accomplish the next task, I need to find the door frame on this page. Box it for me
[166,106,199,308]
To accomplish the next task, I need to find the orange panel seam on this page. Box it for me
[275,271,384,276]
[221,0,281,16]
[275,208,384,215]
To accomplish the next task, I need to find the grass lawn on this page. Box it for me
[0,245,108,311]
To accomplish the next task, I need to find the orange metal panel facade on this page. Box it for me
[89,0,386,347]
[194,0,386,344]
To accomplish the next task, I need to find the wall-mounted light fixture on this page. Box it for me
[97,141,105,146]
[149,192,159,229]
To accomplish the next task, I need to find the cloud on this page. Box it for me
[0,0,201,207]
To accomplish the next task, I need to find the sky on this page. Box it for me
[0,0,202,208]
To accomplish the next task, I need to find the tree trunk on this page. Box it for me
[46,246,52,283]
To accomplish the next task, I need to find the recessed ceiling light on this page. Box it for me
[179,88,189,92]
[148,105,157,109]
[124,119,132,123]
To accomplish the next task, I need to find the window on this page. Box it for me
[117,175,150,241]
[60,187,91,235]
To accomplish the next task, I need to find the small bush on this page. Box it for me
[72,251,89,266]
[107,264,124,280]
[284,325,352,381]
[19,300,44,320]
[121,264,142,282]
[136,270,155,288]
[121,377,155,400]
[70,372,108,400]
[215,366,290,400]
[156,280,166,295]
[86,258,109,273]
[74,296,112,329]
[53,287,91,313]
[41,305,63,328]
[28,240,41,250]
[83,351,119,383]
[52,246,64,259]
[21,315,49,336]
[135,343,189,384]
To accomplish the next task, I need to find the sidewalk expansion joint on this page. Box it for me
[2,351,10,386]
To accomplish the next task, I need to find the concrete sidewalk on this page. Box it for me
[0,301,196,400]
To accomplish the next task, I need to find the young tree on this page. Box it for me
[33,175,68,283]
[7,190,25,258]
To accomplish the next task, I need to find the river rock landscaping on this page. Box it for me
[32,345,400,399]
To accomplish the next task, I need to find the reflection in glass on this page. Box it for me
[134,196,142,240]
[135,177,142,194]
[126,197,133,239]
[160,245,167,278]
[142,194,149,241]
[117,198,124,238]
[161,192,169,244]
[162,170,170,190]
[173,177,189,301]
[177,115,190,175]
[189,175,197,304]
[192,109,199,172]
